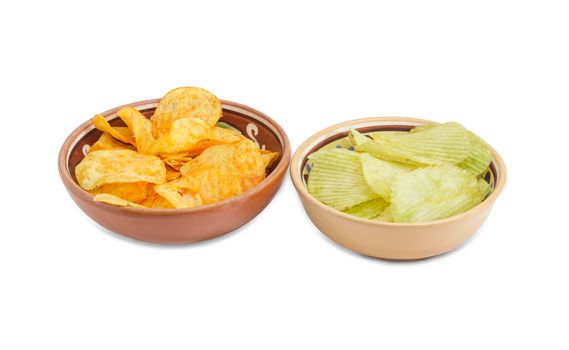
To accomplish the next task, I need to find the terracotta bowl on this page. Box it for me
[59,99,290,243]
[290,117,506,260]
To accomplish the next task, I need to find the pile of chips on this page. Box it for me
[75,87,279,209]
[307,122,493,223]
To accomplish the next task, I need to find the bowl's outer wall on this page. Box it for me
[299,194,493,259]
[290,117,506,260]
[60,99,290,243]
[64,178,281,243]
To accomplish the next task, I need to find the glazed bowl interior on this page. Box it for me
[63,99,289,214]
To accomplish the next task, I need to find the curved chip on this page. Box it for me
[231,139,266,191]
[260,149,280,170]
[156,155,242,208]
[92,114,134,145]
[211,126,244,143]
[390,165,486,223]
[343,197,388,219]
[117,107,157,155]
[88,133,134,153]
[75,149,166,191]
[90,182,148,203]
[93,193,146,208]
[362,122,471,166]
[307,148,378,210]
[360,153,414,201]
[152,87,222,137]
[154,117,211,154]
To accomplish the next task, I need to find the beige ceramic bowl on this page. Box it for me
[59,99,290,244]
[290,117,506,260]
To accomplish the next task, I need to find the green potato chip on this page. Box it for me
[457,132,492,176]
[361,122,471,166]
[307,148,378,210]
[348,129,372,147]
[390,165,486,223]
[343,197,388,219]
[372,206,393,222]
[360,153,414,201]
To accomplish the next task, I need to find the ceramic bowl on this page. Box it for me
[290,117,506,260]
[59,99,290,243]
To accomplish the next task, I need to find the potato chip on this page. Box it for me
[75,149,166,191]
[458,132,492,176]
[88,133,134,153]
[92,114,134,145]
[138,185,158,208]
[372,206,393,222]
[307,148,378,210]
[260,149,280,170]
[390,165,486,223]
[117,107,157,155]
[152,87,222,137]
[151,195,175,208]
[411,125,492,176]
[93,193,146,208]
[361,122,470,166]
[156,154,242,208]
[231,139,266,191]
[360,152,414,201]
[165,165,181,181]
[211,126,244,143]
[348,129,372,147]
[154,117,211,154]
[90,182,148,203]
[343,197,388,219]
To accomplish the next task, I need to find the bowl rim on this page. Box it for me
[290,116,507,227]
[58,98,291,216]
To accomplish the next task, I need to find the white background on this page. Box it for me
[1,1,568,349]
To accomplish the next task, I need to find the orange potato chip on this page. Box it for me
[180,139,265,192]
[152,87,222,137]
[138,185,158,208]
[211,126,245,143]
[166,165,181,181]
[157,145,244,208]
[154,117,211,154]
[90,182,148,203]
[260,150,280,170]
[75,149,166,191]
[117,107,157,155]
[93,193,146,208]
[89,133,134,153]
[92,114,134,145]
[231,139,266,191]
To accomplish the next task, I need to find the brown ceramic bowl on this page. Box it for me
[290,117,506,260]
[59,99,290,243]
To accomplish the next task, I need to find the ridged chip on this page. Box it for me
[360,152,414,201]
[390,165,486,223]
[307,148,378,210]
[361,122,471,166]
[343,197,389,219]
